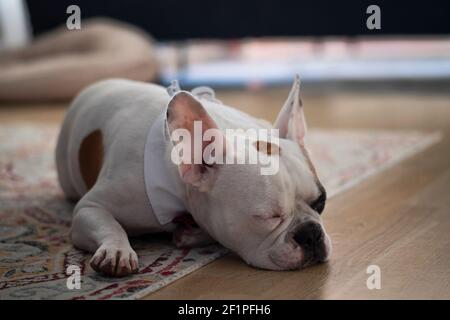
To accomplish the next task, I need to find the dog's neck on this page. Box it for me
[144,111,188,226]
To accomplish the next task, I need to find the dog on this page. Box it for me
[55,75,331,277]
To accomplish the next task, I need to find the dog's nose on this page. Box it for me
[293,221,324,257]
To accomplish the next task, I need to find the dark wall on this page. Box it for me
[27,0,450,39]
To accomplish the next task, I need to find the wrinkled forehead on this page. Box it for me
[211,138,322,207]
[212,162,279,202]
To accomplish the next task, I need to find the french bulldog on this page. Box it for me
[56,75,331,277]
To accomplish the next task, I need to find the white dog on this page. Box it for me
[56,76,331,277]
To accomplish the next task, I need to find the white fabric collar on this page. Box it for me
[144,110,186,225]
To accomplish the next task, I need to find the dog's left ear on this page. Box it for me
[273,75,307,147]
[167,91,225,191]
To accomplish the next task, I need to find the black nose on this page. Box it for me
[293,222,324,252]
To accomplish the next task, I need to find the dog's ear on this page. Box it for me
[167,91,225,191]
[273,75,307,147]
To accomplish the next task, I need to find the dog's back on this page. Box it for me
[56,79,168,201]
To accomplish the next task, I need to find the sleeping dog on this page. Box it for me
[56,76,331,276]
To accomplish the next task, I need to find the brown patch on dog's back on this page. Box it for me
[79,129,103,190]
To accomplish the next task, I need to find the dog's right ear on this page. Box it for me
[273,75,307,147]
[166,91,225,191]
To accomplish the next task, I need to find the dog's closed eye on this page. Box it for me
[252,208,284,225]
[309,190,327,214]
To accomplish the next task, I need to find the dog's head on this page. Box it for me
[166,76,331,270]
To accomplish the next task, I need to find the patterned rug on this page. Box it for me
[0,124,440,300]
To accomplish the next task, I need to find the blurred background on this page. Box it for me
[1,0,450,94]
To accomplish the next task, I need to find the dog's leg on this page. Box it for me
[71,205,139,277]
[173,226,216,248]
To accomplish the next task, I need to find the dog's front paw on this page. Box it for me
[90,243,139,277]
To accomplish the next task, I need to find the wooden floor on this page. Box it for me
[1,84,449,299]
